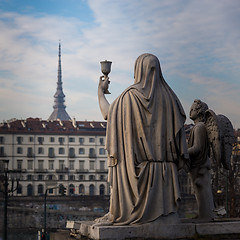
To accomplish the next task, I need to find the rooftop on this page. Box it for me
[0,118,106,136]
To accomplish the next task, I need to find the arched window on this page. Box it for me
[17,184,22,194]
[69,184,75,195]
[100,184,105,196]
[79,184,85,195]
[27,184,34,196]
[38,184,44,194]
[89,184,95,196]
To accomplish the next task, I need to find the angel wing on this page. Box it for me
[205,109,221,166]
[205,109,234,170]
[217,114,234,169]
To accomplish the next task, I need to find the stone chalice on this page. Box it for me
[100,60,112,94]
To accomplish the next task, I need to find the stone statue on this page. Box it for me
[188,99,234,221]
[97,53,189,225]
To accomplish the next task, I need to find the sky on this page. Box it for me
[0,0,240,128]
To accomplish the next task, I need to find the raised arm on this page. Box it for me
[98,76,110,120]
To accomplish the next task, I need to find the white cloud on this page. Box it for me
[0,0,240,127]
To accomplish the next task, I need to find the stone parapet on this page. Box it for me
[67,220,240,240]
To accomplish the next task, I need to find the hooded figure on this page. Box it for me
[98,53,189,225]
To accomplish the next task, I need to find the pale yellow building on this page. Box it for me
[0,118,109,196]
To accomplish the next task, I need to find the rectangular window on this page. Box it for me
[69,148,75,158]
[27,175,32,180]
[100,161,105,170]
[49,160,54,170]
[79,175,85,180]
[59,137,64,145]
[0,147,4,156]
[99,138,104,145]
[17,136,23,144]
[69,160,74,170]
[27,160,33,170]
[17,160,22,170]
[38,137,44,144]
[99,148,105,155]
[90,160,95,170]
[17,147,22,154]
[50,137,55,142]
[38,160,44,170]
[59,160,65,170]
[100,175,105,180]
[79,160,85,170]
[69,175,75,180]
[79,137,84,145]
[89,137,95,143]
[69,137,75,142]
[89,175,95,180]
[59,175,64,180]
[38,175,43,180]
[38,147,44,154]
[79,148,85,155]
[0,136,4,144]
[48,148,54,157]
[29,136,33,142]
[89,148,96,158]
[59,147,65,154]
[27,147,34,157]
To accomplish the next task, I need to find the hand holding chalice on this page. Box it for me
[100,60,112,94]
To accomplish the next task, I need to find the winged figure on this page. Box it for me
[188,99,234,221]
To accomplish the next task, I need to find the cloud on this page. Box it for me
[187,73,240,126]
[0,0,240,127]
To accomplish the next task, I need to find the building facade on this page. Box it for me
[0,118,109,196]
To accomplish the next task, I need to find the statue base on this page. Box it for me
[66,219,240,240]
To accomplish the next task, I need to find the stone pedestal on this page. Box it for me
[66,219,240,240]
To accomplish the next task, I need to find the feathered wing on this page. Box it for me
[217,114,234,170]
[205,109,234,170]
[205,109,221,166]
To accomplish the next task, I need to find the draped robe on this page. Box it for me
[105,54,188,225]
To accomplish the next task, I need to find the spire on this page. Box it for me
[48,43,71,121]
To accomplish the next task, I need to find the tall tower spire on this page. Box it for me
[48,43,71,121]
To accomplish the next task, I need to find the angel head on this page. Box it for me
[190,99,208,122]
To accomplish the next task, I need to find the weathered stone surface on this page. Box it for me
[98,53,189,226]
[196,221,240,235]
[72,220,240,240]
[188,99,234,222]
[79,221,195,240]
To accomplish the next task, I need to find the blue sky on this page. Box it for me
[0,0,240,128]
